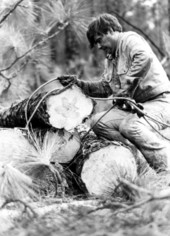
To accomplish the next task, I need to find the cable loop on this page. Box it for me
[91,96,170,141]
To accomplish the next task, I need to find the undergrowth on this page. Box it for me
[1,166,170,236]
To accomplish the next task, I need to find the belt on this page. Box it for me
[147,91,170,101]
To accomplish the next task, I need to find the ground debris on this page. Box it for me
[1,190,170,236]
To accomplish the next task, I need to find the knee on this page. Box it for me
[90,113,104,134]
[119,117,143,139]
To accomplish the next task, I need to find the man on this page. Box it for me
[59,13,170,172]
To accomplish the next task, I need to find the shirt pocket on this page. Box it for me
[117,56,130,76]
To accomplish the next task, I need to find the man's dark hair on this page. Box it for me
[87,13,122,48]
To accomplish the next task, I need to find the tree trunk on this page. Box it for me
[65,25,79,64]
[0,84,94,130]
[0,92,50,128]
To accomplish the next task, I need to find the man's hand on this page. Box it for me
[113,91,138,111]
[57,75,77,87]
[113,90,129,108]
[116,90,129,98]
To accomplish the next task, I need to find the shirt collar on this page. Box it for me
[115,32,123,58]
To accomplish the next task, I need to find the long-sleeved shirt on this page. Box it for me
[77,32,170,103]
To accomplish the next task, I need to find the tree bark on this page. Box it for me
[0,84,94,130]
[0,93,50,128]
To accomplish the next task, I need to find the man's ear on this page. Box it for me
[108,29,114,34]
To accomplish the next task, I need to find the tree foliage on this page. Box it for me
[0,0,170,107]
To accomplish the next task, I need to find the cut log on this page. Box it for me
[0,85,94,130]
[73,131,137,196]
[38,129,81,164]
[46,85,94,130]
[81,145,137,196]
[0,128,80,165]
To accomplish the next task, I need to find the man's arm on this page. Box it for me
[76,79,113,98]
[118,33,152,97]
[57,75,112,97]
[126,37,152,78]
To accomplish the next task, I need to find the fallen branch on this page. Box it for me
[0,0,24,25]
[113,193,170,216]
[0,21,69,73]
[87,179,170,216]
[118,177,152,196]
[87,201,129,214]
[0,199,37,218]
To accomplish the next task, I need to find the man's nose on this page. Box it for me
[97,43,102,49]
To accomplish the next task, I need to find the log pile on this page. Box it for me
[0,83,138,200]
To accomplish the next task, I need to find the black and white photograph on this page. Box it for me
[0,0,170,235]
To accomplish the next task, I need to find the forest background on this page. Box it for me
[1,0,170,109]
[1,1,170,235]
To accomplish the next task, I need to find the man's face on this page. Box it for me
[94,31,117,60]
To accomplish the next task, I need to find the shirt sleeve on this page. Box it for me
[76,79,113,98]
[118,34,152,97]
[125,34,152,78]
